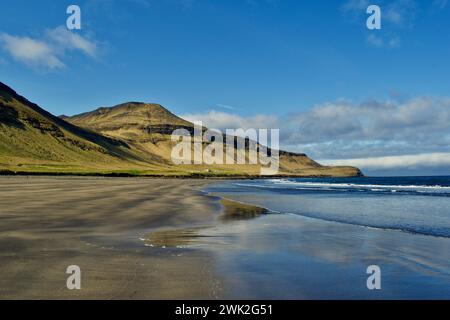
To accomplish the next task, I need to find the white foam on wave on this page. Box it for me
[267,180,450,191]
[233,179,450,195]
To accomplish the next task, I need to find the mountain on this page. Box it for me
[0,81,362,177]
[0,82,168,174]
[67,102,193,141]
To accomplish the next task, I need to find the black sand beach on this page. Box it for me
[1,176,449,299]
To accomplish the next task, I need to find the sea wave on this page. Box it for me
[208,177,450,238]
[234,179,450,196]
[268,178,450,189]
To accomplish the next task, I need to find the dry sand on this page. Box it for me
[0,176,226,299]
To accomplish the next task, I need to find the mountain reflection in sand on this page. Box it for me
[142,199,271,248]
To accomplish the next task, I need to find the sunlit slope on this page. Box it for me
[66,102,192,140]
[0,82,169,173]
[0,81,361,177]
[67,101,362,177]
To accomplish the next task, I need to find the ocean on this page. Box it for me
[208,176,450,238]
[201,176,450,299]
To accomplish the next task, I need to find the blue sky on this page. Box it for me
[1,0,450,175]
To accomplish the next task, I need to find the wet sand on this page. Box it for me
[0,176,225,299]
[203,185,450,299]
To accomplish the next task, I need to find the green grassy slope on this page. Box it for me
[0,82,168,173]
[0,81,362,177]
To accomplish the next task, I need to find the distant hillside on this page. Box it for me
[0,81,362,177]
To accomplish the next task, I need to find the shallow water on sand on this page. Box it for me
[192,178,450,299]
[210,177,450,238]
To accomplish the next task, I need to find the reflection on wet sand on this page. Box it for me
[142,198,271,248]
[143,228,210,248]
[141,186,450,299]
[219,198,270,222]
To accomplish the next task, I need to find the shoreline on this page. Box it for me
[0,170,364,179]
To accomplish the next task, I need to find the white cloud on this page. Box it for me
[0,34,64,69]
[181,110,279,131]
[284,97,450,149]
[216,104,236,110]
[0,26,98,70]
[319,152,450,169]
[47,26,97,58]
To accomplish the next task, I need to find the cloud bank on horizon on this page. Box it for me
[182,96,450,175]
[319,152,450,171]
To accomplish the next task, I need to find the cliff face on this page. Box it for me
[0,81,362,177]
